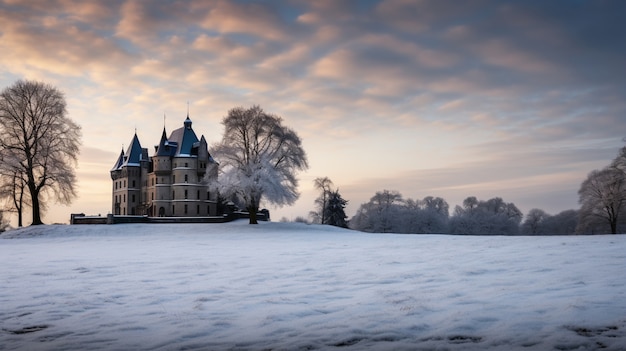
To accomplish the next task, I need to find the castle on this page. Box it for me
[110,115,219,217]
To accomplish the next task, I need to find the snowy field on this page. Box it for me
[1,222,625,351]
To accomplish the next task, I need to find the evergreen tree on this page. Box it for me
[324,189,348,228]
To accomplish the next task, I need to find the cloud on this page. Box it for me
[196,0,292,41]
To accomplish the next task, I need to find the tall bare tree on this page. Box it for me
[577,167,626,234]
[0,80,81,225]
[310,176,333,224]
[212,105,308,224]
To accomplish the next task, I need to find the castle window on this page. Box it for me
[184,190,188,199]
[184,174,188,182]
[132,180,136,188]
[197,190,200,199]
[173,175,176,183]
[151,192,154,200]
[172,205,175,213]
[185,162,188,167]
[197,205,199,214]
[132,194,135,203]
[123,194,126,202]
[123,180,126,187]
[184,204,188,214]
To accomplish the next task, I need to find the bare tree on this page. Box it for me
[0,167,29,227]
[212,105,308,224]
[577,167,626,234]
[310,177,333,224]
[0,80,81,225]
[0,209,9,232]
[521,208,549,235]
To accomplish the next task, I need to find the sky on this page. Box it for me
[1,0,625,225]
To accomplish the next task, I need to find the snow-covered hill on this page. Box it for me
[1,222,625,350]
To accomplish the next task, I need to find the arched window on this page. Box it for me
[184,174,188,182]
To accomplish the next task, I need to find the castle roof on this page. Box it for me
[122,133,144,166]
[155,127,177,157]
[111,133,147,171]
[168,115,200,157]
[111,148,125,171]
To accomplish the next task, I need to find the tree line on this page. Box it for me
[311,142,626,235]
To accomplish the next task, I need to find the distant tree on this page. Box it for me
[310,177,333,224]
[294,216,309,224]
[450,196,522,235]
[350,190,404,233]
[543,209,578,235]
[212,105,308,224]
[0,209,9,233]
[0,80,81,225]
[577,167,626,234]
[350,191,449,234]
[521,208,549,235]
[324,189,348,228]
[0,168,29,227]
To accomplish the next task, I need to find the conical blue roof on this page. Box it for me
[169,116,199,156]
[111,148,125,171]
[122,133,143,166]
[155,128,177,157]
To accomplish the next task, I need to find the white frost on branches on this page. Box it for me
[211,105,308,223]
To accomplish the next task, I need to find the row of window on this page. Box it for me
[115,194,136,204]
[150,174,198,186]
[114,179,137,189]
[116,189,212,204]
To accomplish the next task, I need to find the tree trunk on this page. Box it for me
[248,205,258,224]
[30,188,43,225]
[610,219,617,234]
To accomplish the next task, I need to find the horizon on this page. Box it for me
[1,1,625,226]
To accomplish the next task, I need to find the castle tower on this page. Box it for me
[110,133,148,215]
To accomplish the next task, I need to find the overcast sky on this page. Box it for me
[1,0,625,225]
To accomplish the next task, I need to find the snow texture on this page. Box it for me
[1,222,625,350]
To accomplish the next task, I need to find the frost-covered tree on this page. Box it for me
[310,177,333,224]
[351,191,449,234]
[577,167,626,234]
[521,208,549,235]
[543,209,578,235]
[350,190,404,233]
[450,196,522,235]
[0,80,81,225]
[324,189,348,228]
[212,105,308,224]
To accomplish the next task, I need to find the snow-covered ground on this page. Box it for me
[1,222,625,351]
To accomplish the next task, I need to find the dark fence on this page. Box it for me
[70,211,269,225]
